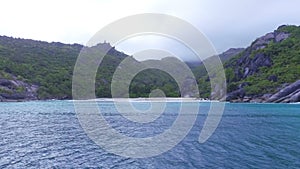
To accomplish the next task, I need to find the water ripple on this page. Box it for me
[0,101,299,168]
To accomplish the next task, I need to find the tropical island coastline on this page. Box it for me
[0,25,299,103]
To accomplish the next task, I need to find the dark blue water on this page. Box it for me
[0,101,299,168]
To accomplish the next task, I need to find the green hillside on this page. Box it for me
[198,25,300,102]
[0,36,181,99]
[0,25,299,102]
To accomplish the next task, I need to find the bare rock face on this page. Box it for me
[252,33,275,50]
[267,80,300,103]
[226,88,245,101]
[252,31,290,50]
[227,29,290,82]
[225,80,300,103]
[224,26,298,103]
[290,91,300,102]
[275,32,290,42]
[0,77,38,101]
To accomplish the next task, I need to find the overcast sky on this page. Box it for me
[1,0,300,61]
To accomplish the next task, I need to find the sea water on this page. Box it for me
[0,101,299,168]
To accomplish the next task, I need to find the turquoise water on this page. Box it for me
[0,101,299,168]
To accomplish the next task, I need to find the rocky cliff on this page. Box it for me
[224,25,300,103]
[267,80,300,103]
[0,25,299,102]
[0,73,38,101]
[226,27,290,81]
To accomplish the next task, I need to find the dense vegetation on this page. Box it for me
[0,36,81,99]
[197,25,300,98]
[0,36,180,99]
[240,25,300,95]
[129,69,180,98]
[0,25,299,100]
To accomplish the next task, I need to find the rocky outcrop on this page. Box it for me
[226,80,300,103]
[267,80,300,103]
[226,28,290,81]
[226,88,245,101]
[252,31,290,50]
[223,25,300,103]
[0,77,38,101]
[218,48,244,62]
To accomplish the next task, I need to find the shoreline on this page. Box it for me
[1,97,299,104]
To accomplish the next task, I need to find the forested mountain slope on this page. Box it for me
[198,25,300,102]
[0,36,181,100]
[0,25,299,102]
